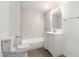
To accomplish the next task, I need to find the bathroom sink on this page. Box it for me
[45,29,63,34]
[45,31,63,34]
[46,32,63,34]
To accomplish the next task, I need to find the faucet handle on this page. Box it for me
[15,36,21,38]
[53,29,56,33]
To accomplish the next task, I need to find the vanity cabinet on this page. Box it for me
[44,33,64,57]
[44,8,63,56]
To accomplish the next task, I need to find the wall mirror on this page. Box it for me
[52,8,62,29]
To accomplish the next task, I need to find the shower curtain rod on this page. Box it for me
[64,16,79,21]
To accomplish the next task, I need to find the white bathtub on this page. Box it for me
[1,37,44,57]
[18,37,45,50]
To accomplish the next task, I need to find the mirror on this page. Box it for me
[52,9,62,29]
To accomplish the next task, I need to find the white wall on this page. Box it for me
[62,1,79,57]
[44,10,52,32]
[0,1,10,57]
[22,10,44,39]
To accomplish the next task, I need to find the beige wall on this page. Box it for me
[22,10,44,39]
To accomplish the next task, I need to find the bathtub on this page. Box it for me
[1,37,44,52]
[18,37,45,50]
[1,37,44,57]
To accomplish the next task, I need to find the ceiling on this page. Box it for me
[21,1,61,12]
